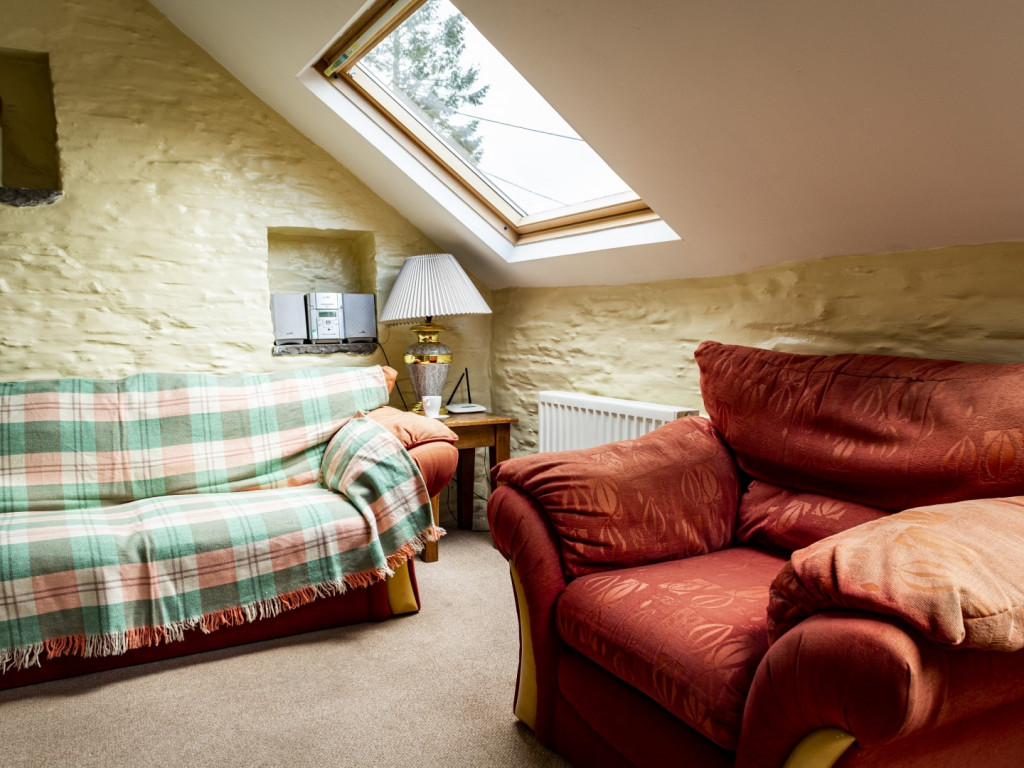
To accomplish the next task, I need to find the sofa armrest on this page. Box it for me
[492,416,740,578]
[487,483,570,744]
[737,611,1024,768]
[363,406,458,497]
[407,441,458,498]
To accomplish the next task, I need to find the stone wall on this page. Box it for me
[490,243,1024,454]
[0,0,491,415]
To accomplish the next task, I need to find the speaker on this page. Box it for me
[269,293,308,344]
[342,294,378,342]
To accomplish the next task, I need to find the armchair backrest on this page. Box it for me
[696,341,1024,512]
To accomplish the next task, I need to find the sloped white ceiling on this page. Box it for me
[150,0,1024,288]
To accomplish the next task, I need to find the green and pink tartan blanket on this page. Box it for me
[0,366,440,672]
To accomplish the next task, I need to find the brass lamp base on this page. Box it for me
[404,323,452,414]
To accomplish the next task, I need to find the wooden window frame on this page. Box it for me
[317,0,655,245]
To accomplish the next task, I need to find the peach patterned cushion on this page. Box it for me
[557,547,787,750]
[364,405,458,448]
[768,496,1024,650]
[696,341,1024,512]
[736,480,889,551]
[493,417,738,578]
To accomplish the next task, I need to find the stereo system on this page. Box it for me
[270,292,378,345]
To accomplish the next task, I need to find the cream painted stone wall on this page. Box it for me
[490,243,1024,455]
[0,0,491,420]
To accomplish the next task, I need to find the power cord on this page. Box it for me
[374,341,409,411]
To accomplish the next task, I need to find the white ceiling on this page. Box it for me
[149,0,1024,288]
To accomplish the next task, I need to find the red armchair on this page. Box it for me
[488,341,1024,767]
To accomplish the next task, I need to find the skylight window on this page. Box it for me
[320,0,655,240]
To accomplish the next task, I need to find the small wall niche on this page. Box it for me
[267,228,376,295]
[0,48,62,206]
[267,228,378,356]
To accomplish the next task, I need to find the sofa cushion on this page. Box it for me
[0,366,391,512]
[494,417,738,578]
[556,547,786,750]
[736,480,889,551]
[768,495,1024,651]
[696,340,1024,512]
[364,405,458,449]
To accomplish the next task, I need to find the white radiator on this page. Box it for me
[538,390,698,452]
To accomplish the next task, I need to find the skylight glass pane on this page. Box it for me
[357,0,636,218]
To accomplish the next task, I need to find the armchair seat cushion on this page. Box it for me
[556,547,786,750]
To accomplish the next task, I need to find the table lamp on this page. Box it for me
[378,253,491,415]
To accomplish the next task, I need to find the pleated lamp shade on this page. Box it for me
[379,253,491,323]
[379,254,490,415]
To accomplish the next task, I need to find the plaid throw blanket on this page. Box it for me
[0,366,390,512]
[0,417,439,672]
[0,368,441,672]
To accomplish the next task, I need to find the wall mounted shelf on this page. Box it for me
[272,342,377,356]
[0,187,62,207]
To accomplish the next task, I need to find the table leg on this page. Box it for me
[423,494,439,563]
[488,423,512,495]
[457,447,476,530]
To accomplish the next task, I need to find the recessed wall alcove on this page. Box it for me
[267,228,378,355]
[0,48,62,206]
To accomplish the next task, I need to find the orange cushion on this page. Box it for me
[364,405,457,449]
[769,496,1024,650]
[557,547,787,750]
[494,417,739,578]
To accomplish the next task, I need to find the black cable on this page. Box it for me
[374,341,409,411]
[446,368,467,405]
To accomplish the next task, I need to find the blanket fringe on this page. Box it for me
[0,524,446,673]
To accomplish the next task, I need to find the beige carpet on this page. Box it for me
[0,528,569,767]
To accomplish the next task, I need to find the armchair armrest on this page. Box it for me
[738,611,1024,768]
[492,416,740,578]
[488,484,569,743]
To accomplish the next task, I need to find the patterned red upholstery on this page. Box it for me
[736,480,888,551]
[489,341,1024,768]
[556,547,786,750]
[696,340,1024,511]
[494,417,738,578]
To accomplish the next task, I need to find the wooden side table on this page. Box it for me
[446,412,518,529]
[421,412,517,562]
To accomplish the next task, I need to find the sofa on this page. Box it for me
[0,364,458,689]
[488,341,1024,768]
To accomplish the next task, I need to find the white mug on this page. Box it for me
[422,396,442,418]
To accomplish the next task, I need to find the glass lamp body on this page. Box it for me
[404,324,452,414]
